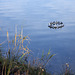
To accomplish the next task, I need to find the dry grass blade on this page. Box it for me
[7,31,9,41]
[15,34,17,46]
[0,40,7,45]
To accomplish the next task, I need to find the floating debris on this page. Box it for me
[48,21,64,29]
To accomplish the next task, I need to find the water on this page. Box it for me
[0,0,75,73]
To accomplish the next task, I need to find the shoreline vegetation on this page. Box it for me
[0,27,74,75]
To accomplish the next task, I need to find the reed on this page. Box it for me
[0,26,55,75]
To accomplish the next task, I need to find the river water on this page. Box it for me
[0,0,75,73]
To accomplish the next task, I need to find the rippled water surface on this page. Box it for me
[0,0,75,73]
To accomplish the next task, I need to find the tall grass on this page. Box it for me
[0,26,55,75]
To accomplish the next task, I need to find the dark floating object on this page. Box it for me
[48,21,64,29]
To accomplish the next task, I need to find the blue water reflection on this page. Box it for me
[0,0,75,73]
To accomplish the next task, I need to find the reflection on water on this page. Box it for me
[0,0,75,73]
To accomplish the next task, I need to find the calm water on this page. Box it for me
[0,0,75,73]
